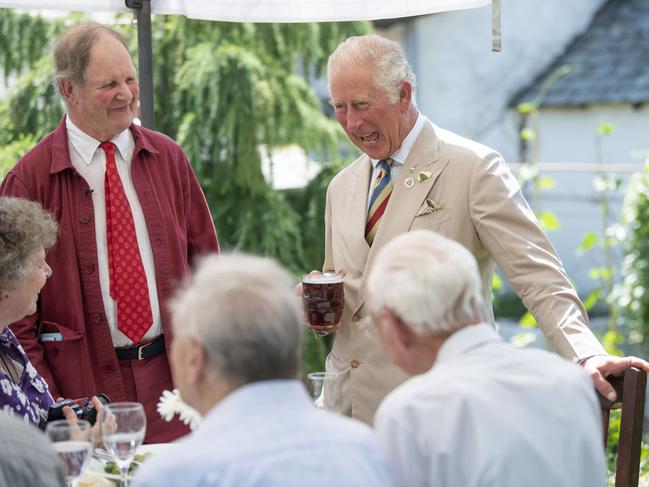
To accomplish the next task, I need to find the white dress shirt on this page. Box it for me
[66,116,162,347]
[367,112,426,210]
[374,323,607,487]
[135,380,390,487]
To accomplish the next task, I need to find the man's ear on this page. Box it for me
[382,309,416,349]
[185,337,208,386]
[393,314,418,349]
[59,79,75,104]
[398,81,413,111]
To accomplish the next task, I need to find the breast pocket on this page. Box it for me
[410,207,453,232]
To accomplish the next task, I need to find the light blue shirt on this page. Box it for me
[135,380,390,487]
[375,324,607,487]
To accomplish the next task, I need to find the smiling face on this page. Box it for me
[62,32,139,141]
[330,62,416,160]
[1,247,52,329]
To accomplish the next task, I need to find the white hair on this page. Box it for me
[327,34,417,104]
[170,253,303,384]
[367,230,486,336]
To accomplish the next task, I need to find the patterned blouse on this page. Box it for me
[0,327,53,426]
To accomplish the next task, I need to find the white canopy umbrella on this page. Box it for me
[0,0,493,22]
[0,0,498,127]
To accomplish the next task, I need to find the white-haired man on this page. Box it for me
[135,253,390,487]
[312,33,649,424]
[367,229,607,487]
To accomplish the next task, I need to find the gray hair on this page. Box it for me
[53,22,129,95]
[368,230,486,336]
[170,253,303,385]
[327,34,417,104]
[0,197,58,296]
[0,414,67,487]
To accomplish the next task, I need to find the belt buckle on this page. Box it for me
[137,342,149,360]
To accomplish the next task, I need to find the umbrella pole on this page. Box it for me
[126,0,155,130]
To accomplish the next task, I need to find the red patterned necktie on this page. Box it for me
[365,158,393,245]
[101,141,152,344]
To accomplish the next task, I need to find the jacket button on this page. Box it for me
[79,216,90,224]
[102,364,113,373]
[91,313,101,323]
[83,263,94,274]
[351,359,360,368]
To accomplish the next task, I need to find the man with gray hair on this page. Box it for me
[368,229,607,487]
[0,414,66,487]
[135,253,390,487]
[312,33,649,424]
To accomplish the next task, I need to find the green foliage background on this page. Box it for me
[616,163,649,354]
[0,10,369,374]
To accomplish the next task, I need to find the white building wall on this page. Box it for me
[524,105,649,293]
[535,105,649,164]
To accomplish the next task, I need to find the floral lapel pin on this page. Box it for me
[405,167,434,189]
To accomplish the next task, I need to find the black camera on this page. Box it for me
[45,394,111,426]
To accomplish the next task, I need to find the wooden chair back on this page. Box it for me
[599,367,647,487]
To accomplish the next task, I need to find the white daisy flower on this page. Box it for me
[157,389,201,430]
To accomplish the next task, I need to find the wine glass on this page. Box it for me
[307,371,340,409]
[99,402,146,487]
[45,419,92,487]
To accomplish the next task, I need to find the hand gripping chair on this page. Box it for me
[599,367,647,487]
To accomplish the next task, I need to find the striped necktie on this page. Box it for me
[365,158,393,245]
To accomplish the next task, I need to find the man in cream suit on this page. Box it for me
[318,34,649,424]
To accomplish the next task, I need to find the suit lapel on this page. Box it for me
[356,121,450,312]
[341,156,372,269]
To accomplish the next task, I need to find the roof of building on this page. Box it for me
[513,0,649,108]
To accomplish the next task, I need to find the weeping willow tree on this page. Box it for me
[150,17,368,270]
[0,10,369,371]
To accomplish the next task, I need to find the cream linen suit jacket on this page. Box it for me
[322,119,606,424]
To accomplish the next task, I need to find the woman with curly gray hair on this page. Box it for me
[0,197,57,425]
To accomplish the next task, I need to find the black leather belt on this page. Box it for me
[115,335,165,361]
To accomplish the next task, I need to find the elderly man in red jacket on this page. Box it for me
[0,22,219,442]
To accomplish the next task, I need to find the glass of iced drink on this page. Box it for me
[302,272,344,337]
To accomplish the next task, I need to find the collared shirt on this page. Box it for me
[135,380,391,487]
[367,112,426,210]
[66,116,162,347]
[374,323,607,487]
